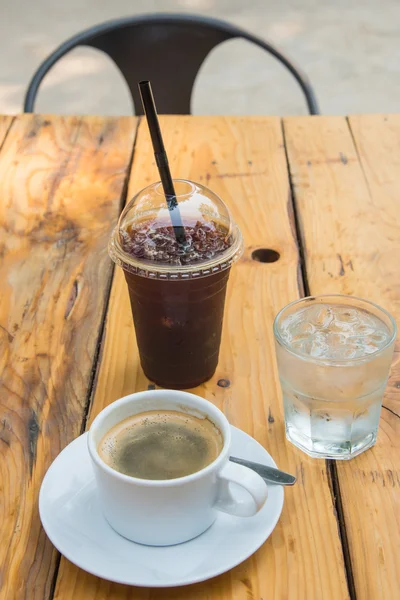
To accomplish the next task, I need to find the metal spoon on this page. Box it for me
[230,456,296,486]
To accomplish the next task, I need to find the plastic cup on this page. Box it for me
[109,179,243,388]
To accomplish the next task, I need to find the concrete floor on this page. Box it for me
[2,0,400,116]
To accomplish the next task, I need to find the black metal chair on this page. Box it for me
[24,14,320,115]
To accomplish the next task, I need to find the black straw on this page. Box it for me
[138,81,186,246]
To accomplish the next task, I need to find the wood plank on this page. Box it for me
[0,114,137,598]
[284,114,400,600]
[55,116,349,600]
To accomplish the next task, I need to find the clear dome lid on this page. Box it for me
[109,179,244,279]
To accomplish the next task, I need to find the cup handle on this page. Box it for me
[214,461,268,517]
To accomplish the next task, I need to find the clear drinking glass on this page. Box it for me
[273,295,397,459]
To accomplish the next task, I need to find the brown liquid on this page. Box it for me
[98,410,223,480]
[124,269,229,388]
[121,220,232,388]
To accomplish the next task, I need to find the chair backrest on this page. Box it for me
[24,14,320,115]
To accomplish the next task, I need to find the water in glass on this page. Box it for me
[274,296,396,459]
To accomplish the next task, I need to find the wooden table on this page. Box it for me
[0,113,399,600]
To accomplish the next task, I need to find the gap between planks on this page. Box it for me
[327,462,357,600]
[0,115,15,152]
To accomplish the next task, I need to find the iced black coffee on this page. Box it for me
[109,180,243,389]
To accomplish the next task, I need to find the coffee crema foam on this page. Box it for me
[98,410,223,480]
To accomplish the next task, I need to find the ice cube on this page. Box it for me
[280,302,390,359]
[370,332,389,344]
[314,306,334,329]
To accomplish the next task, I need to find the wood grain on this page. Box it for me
[0,114,137,599]
[55,116,349,599]
[284,114,400,599]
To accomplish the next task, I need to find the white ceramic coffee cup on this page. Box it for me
[88,390,268,546]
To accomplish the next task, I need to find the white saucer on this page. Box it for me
[39,426,284,587]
